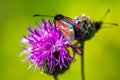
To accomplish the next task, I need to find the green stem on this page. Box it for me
[81,41,85,80]
[53,75,58,80]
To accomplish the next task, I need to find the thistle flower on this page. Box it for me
[20,19,82,74]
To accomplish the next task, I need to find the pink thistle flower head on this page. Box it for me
[20,19,81,74]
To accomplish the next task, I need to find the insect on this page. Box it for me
[33,9,118,42]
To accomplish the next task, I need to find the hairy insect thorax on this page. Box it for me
[74,14,101,41]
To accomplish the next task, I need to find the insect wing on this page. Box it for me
[55,18,75,42]
[65,16,81,28]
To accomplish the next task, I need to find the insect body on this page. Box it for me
[54,14,102,42]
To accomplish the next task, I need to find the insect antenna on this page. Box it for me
[102,22,119,26]
[33,14,54,17]
[94,9,119,29]
[100,9,110,21]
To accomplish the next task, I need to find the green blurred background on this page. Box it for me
[0,0,120,80]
